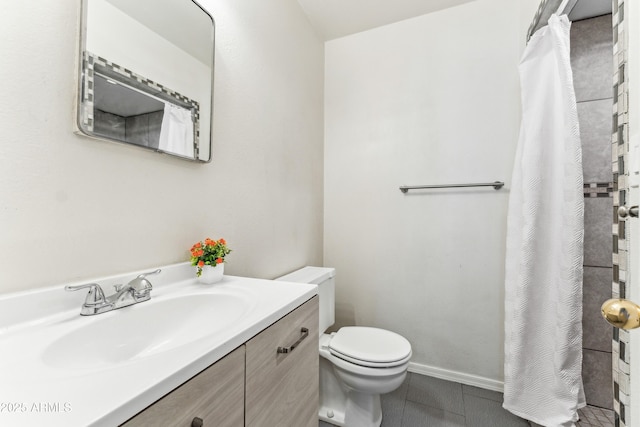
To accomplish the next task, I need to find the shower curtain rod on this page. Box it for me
[527,0,579,41]
[399,181,504,193]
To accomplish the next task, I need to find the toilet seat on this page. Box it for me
[328,327,412,368]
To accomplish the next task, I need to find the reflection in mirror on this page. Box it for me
[76,0,214,162]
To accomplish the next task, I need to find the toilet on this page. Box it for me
[277,267,412,427]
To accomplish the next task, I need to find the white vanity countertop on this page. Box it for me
[0,263,317,426]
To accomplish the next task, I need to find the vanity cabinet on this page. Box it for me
[121,296,318,427]
[245,296,319,427]
[122,346,245,427]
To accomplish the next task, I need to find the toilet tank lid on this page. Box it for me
[276,266,335,284]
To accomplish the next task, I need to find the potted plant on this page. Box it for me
[190,238,231,283]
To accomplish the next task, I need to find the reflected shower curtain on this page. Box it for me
[503,14,585,426]
[158,103,195,158]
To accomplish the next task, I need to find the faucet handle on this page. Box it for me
[128,269,161,298]
[138,269,162,280]
[65,283,107,307]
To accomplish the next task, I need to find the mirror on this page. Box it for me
[76,0,214,162]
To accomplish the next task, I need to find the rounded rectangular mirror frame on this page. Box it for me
[75,0,215,163]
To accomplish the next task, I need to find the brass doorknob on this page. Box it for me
[601,299,640,330]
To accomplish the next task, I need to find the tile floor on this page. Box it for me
[576,406,614,427]
[318,373,614,427]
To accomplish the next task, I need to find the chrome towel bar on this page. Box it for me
[399,181,504,193]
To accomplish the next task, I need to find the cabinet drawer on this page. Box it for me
[245,296,319,427]
[122,346,245,427]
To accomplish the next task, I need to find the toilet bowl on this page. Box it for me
[277,267,412,427]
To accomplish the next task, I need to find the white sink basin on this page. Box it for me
[42,292,252,372]
[0,265,318,427]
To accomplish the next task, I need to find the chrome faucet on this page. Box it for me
[66,269,161,316]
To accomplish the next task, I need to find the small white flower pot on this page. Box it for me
[198,263,224,284]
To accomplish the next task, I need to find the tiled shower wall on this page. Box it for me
[571,14,614,410]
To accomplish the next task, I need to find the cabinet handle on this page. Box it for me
[277,327,309,354]
[191,417,203,427]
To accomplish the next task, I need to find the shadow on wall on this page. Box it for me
[333,302,356,332]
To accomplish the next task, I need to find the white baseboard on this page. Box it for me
[408,362,504,393]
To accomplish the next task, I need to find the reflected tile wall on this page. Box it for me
[94,109,125,141]
[125,110,163,149]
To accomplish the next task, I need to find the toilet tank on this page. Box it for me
[276,266,335,334]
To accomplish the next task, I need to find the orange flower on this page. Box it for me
[216,258,223,264]
[219,238,226,245]
[197,250,204,257]
[198,260,205,267]
[204,238,214,245]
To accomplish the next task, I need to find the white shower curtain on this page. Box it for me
[503,14,585,426]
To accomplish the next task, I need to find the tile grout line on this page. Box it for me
[582,347,614,354]
[397,373,409,427]
[576,96,614,104]
[460,382,469,425]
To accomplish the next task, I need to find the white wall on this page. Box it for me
[324,0,538,386]
[0,0,324,294]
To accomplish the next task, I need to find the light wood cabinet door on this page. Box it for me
[245,297,319,427]
[121,346,245,427]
